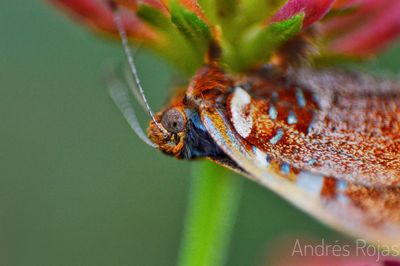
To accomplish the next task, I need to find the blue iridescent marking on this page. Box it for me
[269,105,278,120]
[189,111,207,131]
[287,110,297,125]
[308,111,317,134]
[336,180,348,204]
[280,163,290,174]
[296,88,306,107]
[307,158,317,166]
[266,155,270,164]
[337,180,347,192]
[270,128,284,144]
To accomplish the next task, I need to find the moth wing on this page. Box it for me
[237,70,400,187]
[202,108,400,245]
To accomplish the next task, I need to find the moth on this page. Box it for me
[108,3,400,245]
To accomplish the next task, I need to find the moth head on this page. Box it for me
[107,3,189,157]
[148,106,187,157]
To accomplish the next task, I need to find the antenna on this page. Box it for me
[123,61,147,111]
[109,1,167,135]
[107,67,158,148]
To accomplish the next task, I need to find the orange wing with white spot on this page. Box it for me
[202,107,400,246]
[226,68,400,187]
[197,67,400,245]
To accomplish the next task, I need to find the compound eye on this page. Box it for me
[161,108,185,133]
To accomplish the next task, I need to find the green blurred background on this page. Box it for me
[1,1,399,265]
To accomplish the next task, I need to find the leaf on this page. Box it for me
[136,4,172,30]
[169,0,212,55]
[137,4,203,74]
[237,13,304,70]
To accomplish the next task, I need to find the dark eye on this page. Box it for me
[161,108,185,133]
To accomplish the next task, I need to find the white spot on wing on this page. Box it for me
[336,180,349,204]
[297,171,324,195]
[230,87,253,138]
[253,147,270,167]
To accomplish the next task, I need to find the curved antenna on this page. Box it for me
[117,43,148,111]
[109,1,167,135]
[107,68,158,148]
[123,63,147,111]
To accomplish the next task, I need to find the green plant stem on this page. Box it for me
[178,160,242,266]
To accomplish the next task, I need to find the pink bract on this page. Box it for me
[50,0,400,58]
